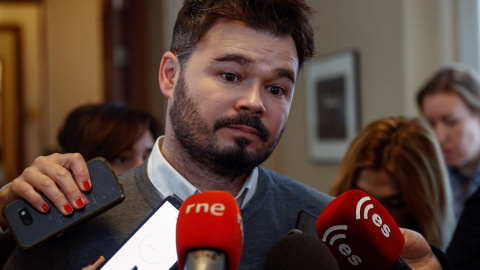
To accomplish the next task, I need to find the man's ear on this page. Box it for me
[159,51,179,98]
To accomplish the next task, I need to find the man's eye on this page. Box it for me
[222,73,238,82]
[268,86,284,96]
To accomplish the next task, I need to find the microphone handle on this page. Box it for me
[184,249,227,270]
[391,256,412,270]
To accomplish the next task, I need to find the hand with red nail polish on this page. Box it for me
[76,197,85,208]
[83,181,92,190]
[82,256,105,270]
[64,204,73,214]
[0,153,90,227]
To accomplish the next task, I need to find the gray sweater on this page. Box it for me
[2,161,333,269]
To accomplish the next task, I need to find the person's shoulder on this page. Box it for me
[257,166,334,204]
[116,159,165,209]
[117,160,148,187]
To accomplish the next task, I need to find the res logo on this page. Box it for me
[322,225,361,266]
[356,196,391,238]
[321,195,392,267]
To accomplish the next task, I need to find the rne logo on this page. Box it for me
[185,203,225,216]
[355,196,391,238]
[322,225,362,266]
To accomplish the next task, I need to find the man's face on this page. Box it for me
[169,21,298,177]
[421,91,480,168]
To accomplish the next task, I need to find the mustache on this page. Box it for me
[213,113,270,142]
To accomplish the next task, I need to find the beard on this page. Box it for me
[169,72,284,178]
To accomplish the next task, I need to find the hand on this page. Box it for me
[0,153,91,227]
[400,228,442,270]
[82,256,105,270]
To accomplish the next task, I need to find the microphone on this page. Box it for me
[176,191,243,270]
[316,189,411,270]
[264,230,339,270]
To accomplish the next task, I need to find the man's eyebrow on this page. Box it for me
[275,68,295,84]
[213,54,296,83]
[213,54,253,65]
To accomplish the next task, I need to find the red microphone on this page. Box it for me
[316,189,410,270]
[176,191,243,270]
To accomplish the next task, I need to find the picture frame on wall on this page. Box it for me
[305,50,360,163]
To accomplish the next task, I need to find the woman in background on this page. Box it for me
[57,102,162,175]
[417,65,480,219]
[330,117,455,250]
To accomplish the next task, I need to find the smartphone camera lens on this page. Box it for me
[18,207,33,226]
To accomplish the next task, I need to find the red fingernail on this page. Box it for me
[64,204,73,213]
[42,203,49,212]
[76,198,85,207]
[91,256,101,265]
[83,181,91,190]
[82,193,90,204]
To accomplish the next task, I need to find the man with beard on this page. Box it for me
[0,1,445,269]
[0,1,332,269]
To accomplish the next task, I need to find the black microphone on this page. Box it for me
[264,230,339,270]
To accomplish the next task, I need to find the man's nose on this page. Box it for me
[234,85,266,116]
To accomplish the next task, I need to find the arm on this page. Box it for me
[0,153,91,228]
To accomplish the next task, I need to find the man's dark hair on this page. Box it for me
[170,0,315,72]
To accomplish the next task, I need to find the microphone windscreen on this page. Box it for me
[316,189,405,270]
[176,191,243,270]
[264,233,339,270]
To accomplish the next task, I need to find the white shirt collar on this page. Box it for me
[147,136,258,209]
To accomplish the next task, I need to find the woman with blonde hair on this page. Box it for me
[330,116,455,250]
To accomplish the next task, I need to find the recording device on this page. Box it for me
[264,230,339,270]
[316,189,412,270]
[3,157,125,250]
[101,195,183,270]
[176,191,243,270]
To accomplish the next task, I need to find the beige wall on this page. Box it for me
[44,0,104,148]
[0,1,459,194]
[0,2,44,167]
[0,0,104,167]
[264,0,457,193]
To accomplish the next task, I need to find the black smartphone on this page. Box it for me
[295,209,319,237]
[2,157,125,250]
[101,195,183,270]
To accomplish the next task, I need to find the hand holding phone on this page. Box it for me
[2,157,125,250]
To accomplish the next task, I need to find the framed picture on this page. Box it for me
[305,50,360,163]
